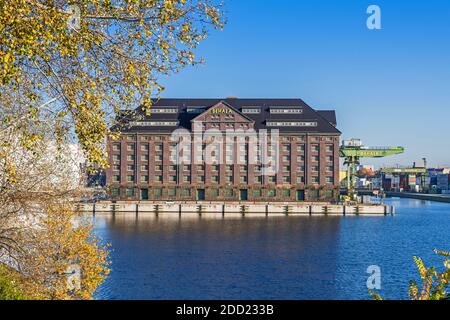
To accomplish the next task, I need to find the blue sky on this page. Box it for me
[160,0,450,168]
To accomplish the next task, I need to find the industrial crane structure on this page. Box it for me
[380,163,428,192]
[339,139,405,202]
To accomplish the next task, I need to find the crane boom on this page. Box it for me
[340,139,405,203]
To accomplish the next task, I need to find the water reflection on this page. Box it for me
[93,199,450,300]
[94,213,342,300]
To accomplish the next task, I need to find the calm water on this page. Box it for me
[93,198,450,300]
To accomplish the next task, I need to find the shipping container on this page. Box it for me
[437,174,449,190]
[383,179,392,191]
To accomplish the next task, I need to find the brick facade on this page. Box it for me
[106,99,341,202]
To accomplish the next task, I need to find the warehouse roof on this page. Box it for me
[114,98,341,134]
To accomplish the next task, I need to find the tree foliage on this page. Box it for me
[0,121,109,299]
[370,250,450,300]
[1,0,224,299]
[1,0,224,166]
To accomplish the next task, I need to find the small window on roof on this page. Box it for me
[269,107,303,114]
[241,107,261,114]
[187,107,206,113]
[150,107,178,114]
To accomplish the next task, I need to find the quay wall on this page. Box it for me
[76,201,392,216]
[358,190,450,204]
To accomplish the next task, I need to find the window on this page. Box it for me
[297,176,305,183]
[312,145,320,152]
[326,166,333,172]
[125,188,134,197]
[242,108,261,114]
[141,155,149,161]
[155,176,163,182]
[297,144,305,152]
[112,144,120,152]
[267,189,276,197]
[283,176,291,184]
[155,165,162,171]
[130,121,179,127]
[282,145,291,152]
[298,165,305,172]
[168,188,176,197]
[127,155,135,161]
[155,155,163,161]
[254,176,262,183]
[127,144,134,151]
[198,176,205,183]
[127,175,134,182]
[169,165,177,171]
[255,165,262,172]
[226,165,233,172]
[154,188,162,197]
[326,156,334,162]
[283,166,291,173]
[155,144,163,152]
[253,189,262,197]
[211,188,219,197]
[311,176,319,184]
[326,176,334,184]
[113,155,121,162]
[169,176,176,182]
[112,175,120,183]
[183,176,191,183]
[212,176,219,183]
[282,156,290,162]
[141,175,149,182]
[127,165,134,171]
[150,108,178,114]
[312,166,319,172]
[268,176,276,183]
[224,189,234,197]
[309,189,319,199]
[141,144,149,152]
[240,165,247,172]
[240,176,247,183]
[282,189,291,197]
[297,156,305,162]
[226,176,233,183]
[325,190,334,198]
[326,145,333,153]
[113,164,120,171]
[312,156,320,162]
[111,188,119,197]
[187,107,206,113]
[212,165,219,172]
[181,188,191,197]
[197,165,205,171]
[266,121,316,127]
[141,165,149,171]
[269,108,303,114]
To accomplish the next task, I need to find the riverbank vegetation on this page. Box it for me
[1,0,224,299]
[370,249,450,300]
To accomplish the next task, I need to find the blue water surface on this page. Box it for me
[93,198,450,300]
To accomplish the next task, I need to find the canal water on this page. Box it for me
[93,198,450,300]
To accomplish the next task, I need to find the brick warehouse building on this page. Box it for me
[106,98,341,202]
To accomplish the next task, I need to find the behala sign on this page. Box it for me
[211,108,233,114]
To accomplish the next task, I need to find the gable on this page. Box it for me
[191,101,255,124]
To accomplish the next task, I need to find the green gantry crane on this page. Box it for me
[380,165,428,191]
[339,139,405,202]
